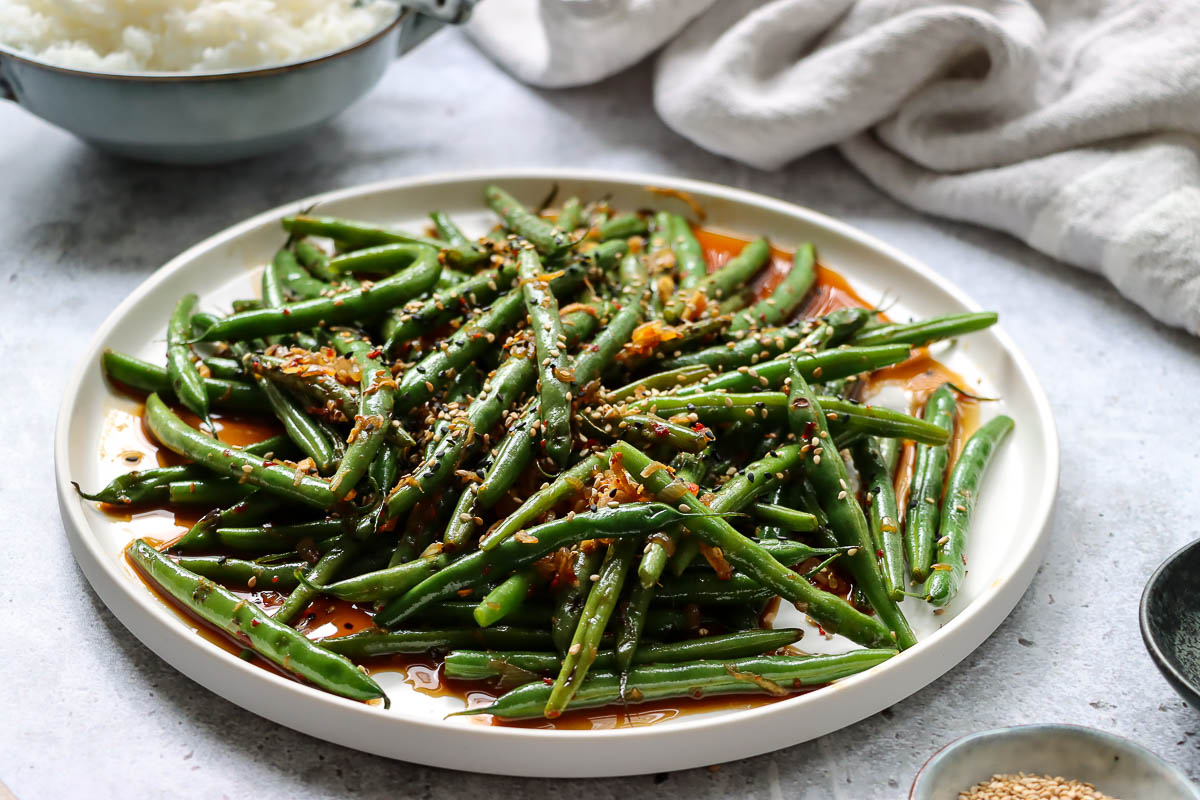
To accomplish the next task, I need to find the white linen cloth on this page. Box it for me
[466,0,1200,335]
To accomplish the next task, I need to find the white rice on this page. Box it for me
[0,0,400,73]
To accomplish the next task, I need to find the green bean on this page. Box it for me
[237,345,337,474]
[611,442,894,648]
[446,629,803,681]
[617,453,711,671]
[665,444,798,577]
[546,538,637,717]
[925,415,1014,607]
[381,265,518,356]
[300,550,450,603]
[390,490,459,565]
[616,315,733,372]
[325,243,439,277]
[551,546,602,655]
[635,450,711,587]
[173,492,290,553]
[420,601,551,630]
[326,332,395,500]
[74,435,286,507]
[374,504,696,628]
[850,312,998,347]
[596,213,648,241]
[479,451,607,551]
[474,568,538,628]
[785,365,916,650]
[676,344,910,396]
[142,393,334,509]
[665,237,769,322]
[485,185,571,256]
[166,293,211,429]
[616,250,651,299]
[455,651,896,719]
[603,364,713,402]
[319,627,555,659]
[579,239,629,271]
[195,245,441,342]
[102,350,262,411]
[201,356,244,381]
[470,296,616,512]
[293,239,339,284]
[610,413,714,454]
[626,391,951,445]
[571,298,643,391]
[657,307,872,374]
[127,539,384,703]
[668,214,707,290]
[518,246,573,466]
[731,243,815,332]
[749,502,818,532]
[281,214,483,267]
[655,573,774,606]
[175,555,304,592]
[655,323,816,374]
[906,384,957,582]
[252,353,358,420]
[852,438,905,601]
[214,519,340,552]
[429,210,484,263]
[556,197,583,233]
[165,479,253,506]
[443,484,480,550]
[274,532,362,625]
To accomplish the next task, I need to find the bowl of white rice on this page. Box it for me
[0,0,478,163]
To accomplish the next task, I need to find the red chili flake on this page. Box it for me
[803,421,817,438]
[876,549,884,558]
[687,482,700,495]
[542,677,554,685]
[691,422,708,431]
[251,619,261,627]
[281,308,292,316]
[650,421,670,437]
[367,349,382,359]
[589,344,601,352]
[271,576,279,584]
[817,626,826,636]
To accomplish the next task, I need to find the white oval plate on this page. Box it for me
[55,169,1058,777]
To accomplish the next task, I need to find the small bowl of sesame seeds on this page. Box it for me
[909,724,1198,800]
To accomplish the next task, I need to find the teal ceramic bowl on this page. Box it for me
[0,0,476,164]
[1141,537,1200,709]
[910,724,1198,799]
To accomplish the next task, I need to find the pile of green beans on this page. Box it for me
[79,185,1011,719]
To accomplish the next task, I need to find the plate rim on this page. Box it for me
[54,167,1060,775]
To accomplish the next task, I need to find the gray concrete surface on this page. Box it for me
[1,29,1197,800]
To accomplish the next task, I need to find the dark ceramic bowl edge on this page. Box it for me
[1140,537,1200,709]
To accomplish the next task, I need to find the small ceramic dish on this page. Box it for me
[0,0,478,164]
[1141,537,1200,708]
[910,724,1198,799]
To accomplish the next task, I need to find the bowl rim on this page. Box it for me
[0,7,408,82]
[910,723,1198,799]
[1139,536,1200,705]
